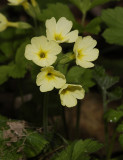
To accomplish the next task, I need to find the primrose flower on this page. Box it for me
[25,36,62,67]
[8,0,26,5]
[0,13,8,32]
[59,84,85,107]
[36,66,66,92]
[74,36,99,68]
[46,17,78,43]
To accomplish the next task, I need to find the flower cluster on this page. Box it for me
[25,17,99,107]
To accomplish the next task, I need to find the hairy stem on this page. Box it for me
[61,106,69,139]
[106,130,117,160]
[81,13,86,26]
[102,90,109,155]
[43,92,49,134]
[76,101,81,138]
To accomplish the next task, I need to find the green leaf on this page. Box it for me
[94,66,119,90]
[40,3,80,29]
[59,52,75,64]
[52,139,102,160]
[117,123,123,132]
[0,150,22,160]
[0,28,15,40]
[56,63,69,76]
[24,132,48,158]
[107,87,123,103]
[85,17,102,34]
[90,0,120,9]
[70,0,91,14]
[117,105,123,111]
[0,42,13,59]
[105,109,123,123]
[119,134,123,149]
[102,7,123,45]
[29,62,41,81]
[80,139,103,153]
[66,66,95,92]
[0,66,10,85]
[8,40,29,78]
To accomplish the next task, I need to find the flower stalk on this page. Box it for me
[43,92,49,134]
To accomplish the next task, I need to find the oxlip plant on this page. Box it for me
[0,0,123,160]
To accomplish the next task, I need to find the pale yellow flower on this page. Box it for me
[36,66,66,92]
[74,36,99,68]
[46,17,78,43]
[25,36,62,67]
[59,84,85,107]
[0,13,8,32]
[8,0,26,5]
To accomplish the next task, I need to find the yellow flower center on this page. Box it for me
[38,50,47,59]
[54,33,63,41]
[77,49,84,60]
[46,72,54,80]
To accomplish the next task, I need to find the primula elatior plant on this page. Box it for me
[24,16,99,107]
[0,0,123,159]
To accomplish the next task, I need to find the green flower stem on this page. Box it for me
[106,129,117,160]
[76,101,81,138]
[81,13,86,26]
[61,106,69,139]
[102,90,109,155]
[7,22,19,28]
[43,92,49,134]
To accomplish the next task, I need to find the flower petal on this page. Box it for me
[24,44,37,60]
[31,36,48,50]
[46,41,62,55]
[71,88,85,99]
[79,36,97,50]
[60,94,77,107]
[54,77,66,89]
[36,72,47,86]
[56,17,72,35]
[65,30,78,43]
[46,17,56,40]
[40,82,54,92]
[83,48,99,61]
[76,60,94,68]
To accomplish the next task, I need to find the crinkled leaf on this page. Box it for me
[94,66,119,90]
[107,87,123,103]
[102,7,123,45]
[8,63,27,78]
[0,42,13,58]
[8,40,29,78]
[85,17,102,34]
[0,28,15,40]
[80,139,103,153]
[59,52,74,64]
[24,132,48,158]
[0,66,10,85]
[66,66,95,92]
[70,0,91,14]
[119,134,123,149]
[56,63,69,76]
[40,3,80,29]
[117,105,123,111]
[90,0,120,9]
[0,149,22,160]
[30,62,41,81]
[105,109,123,123]
[117,124,123,132]
[52,139,102,160]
